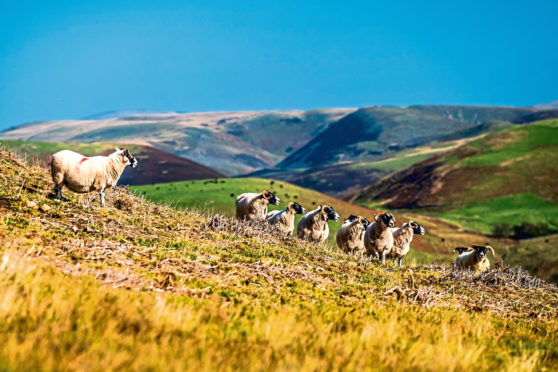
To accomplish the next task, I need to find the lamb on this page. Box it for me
[388,221,425,267]
[50,148,138,207]
[296,205,340,243]
[336,215,370,256]
[266,202,306,235]
[235,190,280,221]
[453,245,495,274]
[363,212,396,265]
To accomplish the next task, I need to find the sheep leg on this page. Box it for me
[99,189,106,207]
[398,257,403,268]
[374,251,380,262]
[381,251,386,265]
[53,185,69,202]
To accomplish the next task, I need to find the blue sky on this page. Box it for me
[1,0,557,129]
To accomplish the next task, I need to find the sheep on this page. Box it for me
[363,212,396,265]
[50,148,138,207]
[336,215,370,256]
[266,201,306,235]
[296,205,340,243]
[235,190,280,221]
[388,221,425,267]
[454,247,470,255]
[453,245,495,274]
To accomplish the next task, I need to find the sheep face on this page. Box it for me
[116,148,138,168]
[375,212,396,228]
[288,202,306,215]
[410,221,425,235]
[262,190,280,205]
[322,205,340,222]
[471,245,494,260]
[345,215,370,230]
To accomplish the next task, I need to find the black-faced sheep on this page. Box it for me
[388,221,425,267]
[363,212,396,265]
[266,201,306,235]
[336,215,370,256]
[296,205,340,243]
[454,247,470,255]
[235,190,280,221]
[50,148,138,207]
[453,245,495,274]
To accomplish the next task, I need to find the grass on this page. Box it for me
[1,148,557,370]
[460,120,558,168]
[436,193,558,235]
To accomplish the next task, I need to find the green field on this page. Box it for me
[436,193,558,235]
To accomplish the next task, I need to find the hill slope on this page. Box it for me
[1,148,557,370]
[1,139,224,185]
[351,120,558,236]
[0,109,353,175]
[249,137,474,198]
[278,106,558,170]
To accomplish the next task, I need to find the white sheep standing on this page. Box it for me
[336,215,370,256]
[235,190,280,221]
[363,212,396,265]
[453,245,495,274]
[296,205,340,243]
[266,201,306,235]
[388,221,425,267]
[50,148,138,207]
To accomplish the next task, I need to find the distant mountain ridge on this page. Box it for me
[3,105,558,180]
[0,109,353,176]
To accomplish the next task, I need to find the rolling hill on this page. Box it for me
[0,109,353,175]
[350,119,558,236]
[248,137,474,198]
[278,106,558,170]
[0,139,224,185]
[1,147,556,370]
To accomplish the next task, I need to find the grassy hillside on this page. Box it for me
[1,139,224,185]
[351,119,558,237]
[0,109,352,175]
[1,148,557,371]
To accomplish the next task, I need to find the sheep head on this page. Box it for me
[287,202,306,215]
[374,212,396,228]
[115,147,138,168]
[343,215,369,230]
[320,205,340,222]
[409,221,425,235]
[261,190,280,205]
[471,245,494,260]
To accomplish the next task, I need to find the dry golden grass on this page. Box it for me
[0,148,557,371]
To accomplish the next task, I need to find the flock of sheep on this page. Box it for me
[235,190,494,272]
[49,148,495,273]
